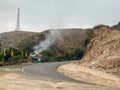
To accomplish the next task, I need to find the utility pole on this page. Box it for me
[15,8,20,31]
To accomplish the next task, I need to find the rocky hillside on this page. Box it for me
[81,25,120,75]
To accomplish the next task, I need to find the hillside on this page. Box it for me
[18,29,90,54]
[50,29,89,52]
[0,29,89,58]
[17,30,49,51]
[81,25,120,74]
[0,31,36,49]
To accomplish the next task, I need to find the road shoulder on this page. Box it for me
[57,62,120,88]
[0,63,120,90]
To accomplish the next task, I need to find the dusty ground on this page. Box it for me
[57,63,120,88]
[0,72,6,76]
[0,67,120,90]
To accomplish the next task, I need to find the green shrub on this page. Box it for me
[39,48,84,62]
[8,55,21,65]
[86,29,93,37]
[40,50,53,62]
[2,47,22,65]
[112,22,120,30]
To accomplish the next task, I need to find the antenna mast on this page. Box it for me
[15,8,20,31]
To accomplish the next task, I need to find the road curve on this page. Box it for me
[22,61,87,83]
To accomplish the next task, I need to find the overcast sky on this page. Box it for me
[0,0,120,32]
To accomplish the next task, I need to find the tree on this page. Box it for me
[73,48,84,59]
[22,46,34,55]
[40,50,53,62]
[39,48,84,62]
[3,47,22,65]
[112,22,120,30]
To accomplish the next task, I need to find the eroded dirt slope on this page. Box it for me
[81,25,120,74]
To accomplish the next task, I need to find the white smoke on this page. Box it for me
[34,29,62,55]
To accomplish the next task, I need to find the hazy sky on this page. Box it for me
[0,0,120,32]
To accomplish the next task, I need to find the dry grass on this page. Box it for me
[0,31,35,48]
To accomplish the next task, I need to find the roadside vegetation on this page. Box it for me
[0,47,28,66]
[40,48,84,62]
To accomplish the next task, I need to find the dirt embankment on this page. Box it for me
[57,25,120,87]
[82,25,120,71]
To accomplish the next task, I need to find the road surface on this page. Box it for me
[22,61,87,83]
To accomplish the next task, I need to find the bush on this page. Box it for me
[72,48,84,60]
[8,55,21,65]
[40,50,53,62]
[2,47,22,65]
[86,29,93,37]
[112,22,120,30]
[39,48,84,62]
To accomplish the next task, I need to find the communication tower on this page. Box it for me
[15,8,20,31]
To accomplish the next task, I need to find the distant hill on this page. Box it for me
[0,31,36,49]
[49,29,89,53]
[0,29,91,55]
[17,29,90,54]
[17,30,49,51]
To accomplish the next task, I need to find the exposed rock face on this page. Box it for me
[82,25,120,73]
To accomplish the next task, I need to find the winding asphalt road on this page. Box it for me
[22,61,87,83]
